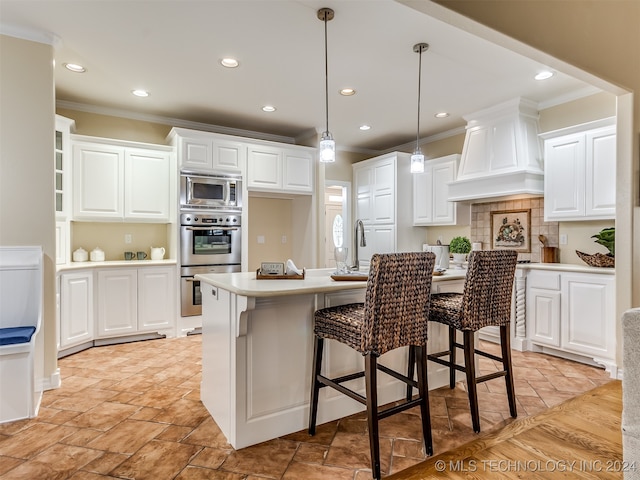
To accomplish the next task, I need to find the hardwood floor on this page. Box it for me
[388,381,624,479]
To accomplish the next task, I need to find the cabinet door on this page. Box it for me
[60,272,94,348]
[73,143,124,220]
[138,266,175,331]
[413,166,433,225]
[212,139,244,172]
[432,160,456,224]
[97,269,137,337]
[526,287,561,347]
[543,133,586,220]
[55,221,69,265]
[585,127,616,218]
[372,159,395,224]
[125,149,170,221]
[181,137,212,170]
[247,145,282,190]
[561,274,615,359]
[354,166,373,224]
[433,279,464,294]
[283,150,313,193]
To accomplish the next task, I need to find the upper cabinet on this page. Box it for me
[542,118,616,221]
[413,154,469,226]
[247,143,314,194]
[72,136,173,222]
[54,115,75,220]
[168,128,245,174]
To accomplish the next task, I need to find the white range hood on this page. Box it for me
[447,98,544,203]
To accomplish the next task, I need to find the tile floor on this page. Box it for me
[0,335,612,479]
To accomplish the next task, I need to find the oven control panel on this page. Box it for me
[180,213,241,226]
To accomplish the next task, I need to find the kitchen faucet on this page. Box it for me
[351,219,367,271]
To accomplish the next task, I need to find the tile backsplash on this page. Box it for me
[470,197,559,263]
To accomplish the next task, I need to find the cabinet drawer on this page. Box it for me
[527,271,560,290]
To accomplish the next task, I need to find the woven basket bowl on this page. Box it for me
[576,250,615,268]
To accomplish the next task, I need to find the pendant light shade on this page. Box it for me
[411,43,429,173]
[318,8,335,163]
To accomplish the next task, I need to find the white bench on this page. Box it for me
[0,246,43,424]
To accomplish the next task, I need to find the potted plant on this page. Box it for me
[449,236,471,267]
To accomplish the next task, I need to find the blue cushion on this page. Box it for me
[0,326,36,346]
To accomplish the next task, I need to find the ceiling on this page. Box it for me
[0,0,598,154]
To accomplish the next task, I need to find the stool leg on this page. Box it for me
[463,330,481,433]
[448,326,457,389]
[415,345,433,456]
[365,353,381,480]
[500,324,517,419]
[406,345,415,401]
[308,336,324,435]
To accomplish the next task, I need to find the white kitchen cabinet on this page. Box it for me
[526,268,616,372]
[174,133,245,173]
[59,271,94,349]
[413,154,469,226]
[124,148,171,221]
[55,115,75,220]
[353,152,424,267]
[561,273,615,359]
[72,136,172,222]
[526,270,561,348]
[138,266,175,331]
[247,144,314,194]
[96,265,176,338]
[97,269,138,337]
[542,119,616,221]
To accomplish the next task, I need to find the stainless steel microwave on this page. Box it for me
[180,173,242,209]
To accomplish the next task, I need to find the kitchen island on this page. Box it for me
[196,267,466,449]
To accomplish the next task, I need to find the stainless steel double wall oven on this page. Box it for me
[180,172,242,316]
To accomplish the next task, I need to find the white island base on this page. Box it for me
[197,268,465,449]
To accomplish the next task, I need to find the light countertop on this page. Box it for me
[57,259,177,273]
[196,267,467,298]
[517,263,615,275]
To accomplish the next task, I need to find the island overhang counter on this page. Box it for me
[196,267,466,449]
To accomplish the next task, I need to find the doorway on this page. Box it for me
[323,181,351,268]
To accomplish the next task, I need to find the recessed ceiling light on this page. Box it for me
[131,89,149,97]
[221,58,239,68]
[535,70,554,80]
[359,125,371,131]
[340,88,356,96]
[262,105,276,112]
[64,63,86,73]
[434,112,449,118]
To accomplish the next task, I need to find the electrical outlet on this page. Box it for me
[257,235,265,244]
[560,234,568,245]
[281,235,287,244]
[125,234,132,244]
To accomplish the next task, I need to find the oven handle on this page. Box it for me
[184,226,239,231]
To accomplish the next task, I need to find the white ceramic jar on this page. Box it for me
[90,247,105,262]
[73,247,88,262]
[150,246,165,260]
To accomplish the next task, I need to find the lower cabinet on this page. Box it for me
[97,266,175,338]
[526,269,615,368]
[59,271,94,349]
[58,265,176,354]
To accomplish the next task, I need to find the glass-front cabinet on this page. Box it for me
[55,115,75,265]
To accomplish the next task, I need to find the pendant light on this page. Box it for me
[411,43,429,173]
[318,8,335,163]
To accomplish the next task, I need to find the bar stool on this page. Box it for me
[427,250,518,433]
[308,252,436,480]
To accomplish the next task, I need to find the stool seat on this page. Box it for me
[309,252,436,480]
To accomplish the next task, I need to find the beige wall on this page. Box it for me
[247,197,293,271]
[0,35,57,387]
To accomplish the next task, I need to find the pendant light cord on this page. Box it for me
[324,14,330,135]
[415,46,423,149]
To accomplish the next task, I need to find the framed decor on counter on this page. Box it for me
[491,209,531,252]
